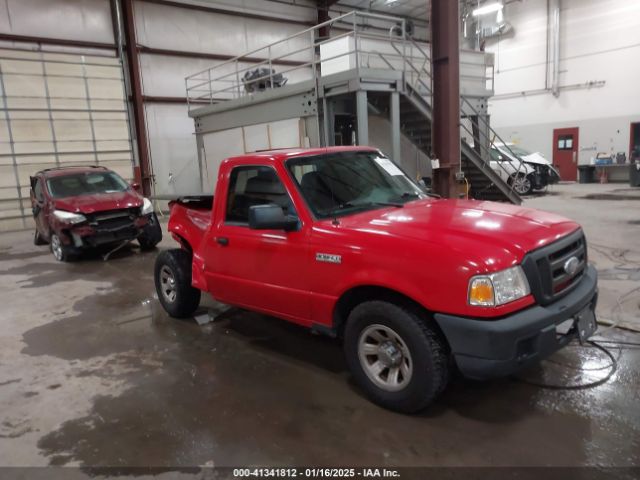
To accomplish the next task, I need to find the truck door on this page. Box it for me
[204,165,311,324]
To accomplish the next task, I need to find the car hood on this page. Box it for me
[522,152,551,166]
[335,198,579,259]
[52,190,143,214]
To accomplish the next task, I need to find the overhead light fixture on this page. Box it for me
[472,2,504,16]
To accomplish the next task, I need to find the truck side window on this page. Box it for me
[226,166,297,225]
[33,178,44,202]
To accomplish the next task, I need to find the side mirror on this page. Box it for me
[130,182,141,192]
[248,204,298,231]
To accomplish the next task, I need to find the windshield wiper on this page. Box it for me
[325,201,403,218]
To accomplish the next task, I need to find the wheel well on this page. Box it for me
[172,233,192,253]
[333,285,444,340]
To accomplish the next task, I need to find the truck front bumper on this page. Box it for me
[434,265,598,380]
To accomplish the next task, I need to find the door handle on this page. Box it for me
[216,237,229,246]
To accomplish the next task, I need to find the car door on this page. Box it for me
[30,175,49,239]
[489,147,510,181]
[203,164,311,324]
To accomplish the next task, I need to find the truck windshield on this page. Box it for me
[47,172,129,199]
[286,151,426,219]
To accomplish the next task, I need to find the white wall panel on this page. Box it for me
[0,0,114,44]
[486,0,640,163]
[145,103,200,196]
[135,1,311,59]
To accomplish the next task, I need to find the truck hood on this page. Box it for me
[335,198,579,258]
[522,152,551,166]
[52,190,143,214]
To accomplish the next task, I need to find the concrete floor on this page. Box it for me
[0,183,639,471]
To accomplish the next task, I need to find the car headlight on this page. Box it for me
[141,198,154,215]
[53,210,86,225]
[468,265,530,307]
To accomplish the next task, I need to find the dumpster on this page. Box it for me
[578,165,595,184]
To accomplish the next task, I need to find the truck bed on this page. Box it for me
[167,196,213,249]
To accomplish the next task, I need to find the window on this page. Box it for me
[557,135,574,151]
[286,151,425,219]
[47,171,129,199]
[490,148,505,162]
[33,178,44,202]
[226,166,296,224]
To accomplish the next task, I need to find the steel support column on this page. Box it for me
[431,0,461,198]
[356,90,368,146]
[390,91,401,162]
[120,0,152,196]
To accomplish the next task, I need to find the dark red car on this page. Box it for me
[30,166,162,261]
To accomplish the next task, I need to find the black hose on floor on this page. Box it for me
[512,340,618,390]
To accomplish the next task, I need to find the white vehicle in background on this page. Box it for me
[493,143,561,193]
[489,145,537,195]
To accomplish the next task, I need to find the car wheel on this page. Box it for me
[50,233,74,262]
[344,300,449,413]
[509,173,533,196]
[154,249,201,318]
[138,213,162,251]
[34,229,47,246]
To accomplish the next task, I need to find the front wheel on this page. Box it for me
[509,173,534,196]
[344,301,449,413]
[154,249,201,318]
[138,213,162,250]
[50,233,75,262]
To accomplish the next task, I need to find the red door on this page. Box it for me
[553,127,579,181]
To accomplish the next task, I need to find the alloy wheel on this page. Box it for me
[357,324,413,392]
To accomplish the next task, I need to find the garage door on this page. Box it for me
[0,46,134,232]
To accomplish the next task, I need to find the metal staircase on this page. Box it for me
[369,39,525,204]
[185,10,530,204]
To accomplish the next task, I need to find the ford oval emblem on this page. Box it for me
[564,256,580,276]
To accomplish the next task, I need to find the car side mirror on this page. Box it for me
[248,204,298,231]
[130,181,141,192]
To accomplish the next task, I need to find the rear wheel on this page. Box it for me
[154,249,201,318]
[344,300,449,413]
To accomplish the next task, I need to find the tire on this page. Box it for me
[138,213,162,251]
[509,173,534,196]
[34,229,47,246]
[154,249,201,318]
[50,233,75,262]
[344,300,449,413]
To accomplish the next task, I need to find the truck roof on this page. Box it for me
[226,146,379,163]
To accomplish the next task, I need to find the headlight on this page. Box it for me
[141,198,154,215]
[468,265,530,306]
[53,210,86,224]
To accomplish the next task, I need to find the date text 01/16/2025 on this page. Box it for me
[232,468,400,478]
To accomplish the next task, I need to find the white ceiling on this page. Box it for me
[335,0,430,21]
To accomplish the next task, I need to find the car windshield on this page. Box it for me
[47,171,129,199]
[502,145,532,157]
[286,151,426,219]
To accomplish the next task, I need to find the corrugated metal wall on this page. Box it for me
[0,0,134,232]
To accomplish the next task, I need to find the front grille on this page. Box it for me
[86,208,139,232]
[521,229,587,306]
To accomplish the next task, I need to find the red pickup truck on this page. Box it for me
[155,146,598,412]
